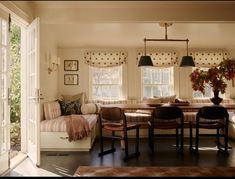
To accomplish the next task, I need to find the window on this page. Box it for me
[192,67,213,98]
[142,67,173,98]
[90,66,122,100]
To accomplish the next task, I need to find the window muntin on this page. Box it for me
[90,66,122,100]
[142,67,173,98]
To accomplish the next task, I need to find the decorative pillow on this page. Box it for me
[43,101,62,120]
[59,100,81,115]
[62,92,85,105]
[142,97,161,104]
[154,95,176,103]
[81,103,101,114]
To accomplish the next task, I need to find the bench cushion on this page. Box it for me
[40,114,97,132]
[43,101,61,120]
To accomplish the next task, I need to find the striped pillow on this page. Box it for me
[43,101,62,120]
[81,103,101,114]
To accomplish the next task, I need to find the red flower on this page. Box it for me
[190,59,235,94]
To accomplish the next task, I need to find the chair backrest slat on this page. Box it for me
[100,107,124,122]
[154,106,183,120]
[197,106,228,120]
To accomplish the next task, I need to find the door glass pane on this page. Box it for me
[1,75,6,98]
[1,128,6,153]
[1,20,7,46]
[31,53,35,73]
[1,102,6,124]
[1,47,7,72]
[32,29,35,50]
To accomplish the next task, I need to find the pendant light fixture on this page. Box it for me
[180,39,195,67]
[138,23,195,67]
[138,38,153,66]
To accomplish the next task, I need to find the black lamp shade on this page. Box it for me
[138,56,153,66]
[180,56,195,67]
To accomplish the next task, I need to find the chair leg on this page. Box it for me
[148,127,152,148]
[181,126,184,152]
[176,128,179,150]
[124,130,129,160]
[112,131,115,150]
[225,127,229,155]
[189,122,193,151]
[124,127,140,161]
[136,127,140,155]
[195,126,199,152]
[98,129,116,157]
[148,126,154,153]
[216,128,220,149]
[99,127,104,156]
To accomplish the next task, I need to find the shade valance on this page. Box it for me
[136,51,178,67]
[190,51,229,67]
[84,51,127,68]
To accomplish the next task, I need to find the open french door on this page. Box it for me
[25,17,40,166]
[0,9,10,175]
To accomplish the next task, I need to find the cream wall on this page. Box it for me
[40,24,59,103]
[58,48,88,97]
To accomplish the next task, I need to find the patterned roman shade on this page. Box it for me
[189,51,229,67]
[136,51,178,67]
[84,51,127,67]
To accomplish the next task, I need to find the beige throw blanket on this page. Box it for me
[64,114,90,142]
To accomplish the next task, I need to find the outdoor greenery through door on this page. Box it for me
[9,23,21,159]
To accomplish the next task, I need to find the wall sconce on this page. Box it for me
[139,23,195,67]
[48,56,60,74]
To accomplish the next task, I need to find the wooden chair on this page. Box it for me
[98,107,141,161]
[193,105,229,154]
[148,106,184,153]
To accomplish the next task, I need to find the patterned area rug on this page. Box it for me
[74,166,235,177]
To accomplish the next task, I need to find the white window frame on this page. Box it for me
[141,67,174,98]
[89,66,123,100]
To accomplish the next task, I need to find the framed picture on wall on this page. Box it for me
[64,60,78,71]
[64,74,79,85]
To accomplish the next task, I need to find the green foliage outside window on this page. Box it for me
[10,24,21,149]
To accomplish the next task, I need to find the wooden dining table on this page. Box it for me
[101,103,235,112]
[101,102,235,150]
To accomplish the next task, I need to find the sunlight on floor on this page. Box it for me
[8,158,59,177]
[52,164,73,177]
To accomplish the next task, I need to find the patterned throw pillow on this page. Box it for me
[59,100,81,115]
[62,92,85,105]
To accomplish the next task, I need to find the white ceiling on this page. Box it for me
[31,1,235,49]
[43,22,235,49]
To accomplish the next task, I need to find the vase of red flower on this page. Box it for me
[210,90,223,105]
[190,59,235,105]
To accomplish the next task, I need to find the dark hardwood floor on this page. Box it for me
[40,137,235,177]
